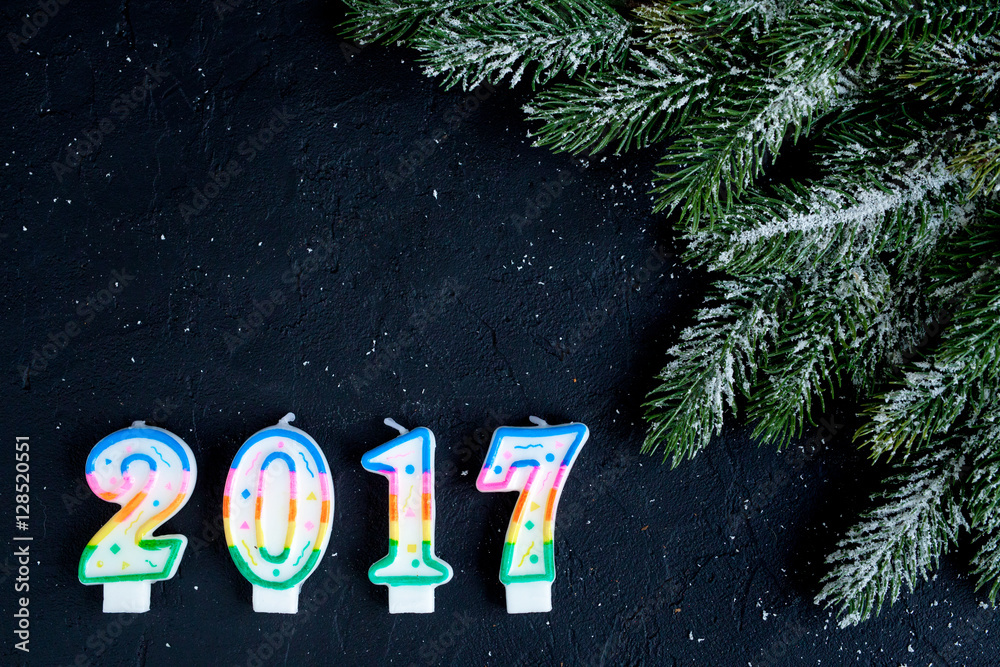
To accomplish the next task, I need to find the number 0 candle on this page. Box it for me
[362,419,453,613]
[477,416,589,613]
[79,421,198,613]
[223,413,334,613]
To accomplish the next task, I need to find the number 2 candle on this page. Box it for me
[362,419,453,613]
[477,416,589,613]
[79,421,198,613]
[223,413,334,613]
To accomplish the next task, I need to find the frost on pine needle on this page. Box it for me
[861,362,969,458]
[860,260,1000,459]
[342,0,506,45]
[653,67,843,229]
[526,51,717,155]
[968,426,1000,603]
[816,449,966,627]
[414,1,631,89]
[952,123,1000,198]
[642,279,783,465]
[693,160,958,275]
[903,35,1000,102]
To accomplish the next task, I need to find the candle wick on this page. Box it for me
[131,420,147,428]
[528,415,549,427]
[279,412,296,425]
[384,418,409,435]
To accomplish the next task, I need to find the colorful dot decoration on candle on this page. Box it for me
[79,421,198,613]
[477,416,589,614]
[222,413,334,614]
[361,418,453,613]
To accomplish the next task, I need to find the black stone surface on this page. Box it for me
[1,2,997,665]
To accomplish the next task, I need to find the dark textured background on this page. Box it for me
[1,1,997,665]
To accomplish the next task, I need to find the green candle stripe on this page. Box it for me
[78,539,184,585]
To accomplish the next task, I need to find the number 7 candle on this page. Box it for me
[223,413,334,613]
[477,416,589,613]
[79,421,197,613]
[362,419,453,613]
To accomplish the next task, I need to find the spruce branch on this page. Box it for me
[642,278,783,465]
[859,260,1000,459]
[775,0,999,74]
[524,51,715,155]
[652,67,844,230]
[815,448,967,627]
[524,0,799,157]
[343,0,497,45]
[413,0,632,89]
[847,275,934,392]
[952,123,1000,199]
[902,35,1000,103]
[635,0,783,49]
[859,362,970,458]
[967,425,1000,603]
[687,158,961,277]
[747,263,888,445]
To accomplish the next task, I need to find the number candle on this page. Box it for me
[477,416,589,613]
[79,421,198,613]
[361,419,453,613]
[223,413,334,613]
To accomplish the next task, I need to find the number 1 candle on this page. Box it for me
[223,413,334,613]
[362,419,453,613]
[79,421,198,613]
[477,416,589,613]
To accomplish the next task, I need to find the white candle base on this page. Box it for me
[505,581,552,614]
[253,585,300,614]
[388,585,435,614]
[103,581,151,613]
